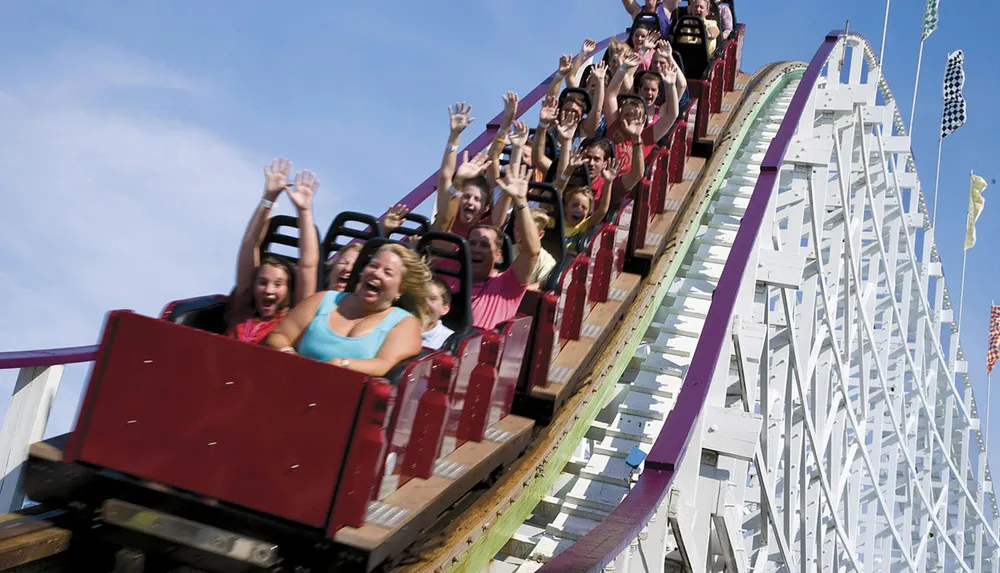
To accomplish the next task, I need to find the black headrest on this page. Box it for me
[260,215,320,265]
[322,211,384,264]
[343,238,412,294]
[559,87,593,116]
[671,15,711,78]
[417,231,473,332]
[627,12,663,45]
[495,233,515,272]
[522,182,567,270]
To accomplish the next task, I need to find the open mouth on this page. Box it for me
[334,271,351,288]
[260,295,278,313]
[361,279,382,297]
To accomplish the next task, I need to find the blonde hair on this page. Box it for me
[378,243,432,324]
[564,187,595,215]
[530,208,552,230]
[330,242,362,263]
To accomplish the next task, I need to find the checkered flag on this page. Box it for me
[988,305,1000,374]
[941,50,967,139]
[922,0,939,41]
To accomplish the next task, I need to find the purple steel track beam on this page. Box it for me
[0,346,98,370]
[540,30,845,572]
[383,34,626,220]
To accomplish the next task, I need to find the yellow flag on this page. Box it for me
[965,173,988,249]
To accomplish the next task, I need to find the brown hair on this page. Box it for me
[470,224,505,250]
[430,276,452,306]
[256,254,296,314]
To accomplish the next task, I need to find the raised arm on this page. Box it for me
[581,61,607,137]
[650,67,681,142]
[531,95,559,177]
[233,158,292,313]
[433,102,474,231]
[326,316,423,377]
[619,111,647,192]
[551,113,583,193]
[487,92,518,184]
[604,53,642,127]
[285,170,320,304]
[499,162,540,285]
[547,54,574,100]
[566,39,597,89]
[592,158,620,223]
[492,120,530,228]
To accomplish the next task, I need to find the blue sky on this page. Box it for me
[2,1,999,485]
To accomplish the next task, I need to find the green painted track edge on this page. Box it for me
[449,65,805,573]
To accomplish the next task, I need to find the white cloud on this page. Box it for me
[0,46,275,436]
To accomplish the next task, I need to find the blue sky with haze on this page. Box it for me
[2,1,999,479]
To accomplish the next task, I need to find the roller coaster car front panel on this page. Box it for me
[63,310,390,534]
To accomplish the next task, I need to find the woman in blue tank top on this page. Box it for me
[265,244,432,377]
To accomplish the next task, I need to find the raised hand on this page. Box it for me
[623,113,645,139]
[498,161,530,202]
[509,120,530,148]
[539,95,559,124]
[581,39,596,58]
[449,102,475,134]
[591,61,608,82]
[602,158,622,181]
[568,147,586,169]
[287,169,319,212]
[623,52,643,70]
[383,203,409,234]
[642,31,661,52]
[264,158,293,199]
[502,91,519,124]
[556,110,580,141]
[558,54,573,77]
[657,39,673,60]
[454,151,492,184]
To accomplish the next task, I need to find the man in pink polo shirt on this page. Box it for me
[467,161,540,330]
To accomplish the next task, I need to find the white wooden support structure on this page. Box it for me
[491,32,999,573]
[0,365,63,512]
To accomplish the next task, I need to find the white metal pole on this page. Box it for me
[958,248,969,330]
[878,0,891,70]
[909,40,926,138]
[931,134,944,227]
[988,372,993,453]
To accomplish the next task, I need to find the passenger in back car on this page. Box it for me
[422,277,454,349]
[553,146,620,242]
[687,0,721,54]
[602,51,680,208]
[467,161,540,330]
[228,158,320,344]
[432,102,494,236]
[325,243,362,292]
[620,0,681,39]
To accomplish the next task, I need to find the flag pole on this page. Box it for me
[957,168,974,330]
[909,39,927,138]
[878,0,891,74]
